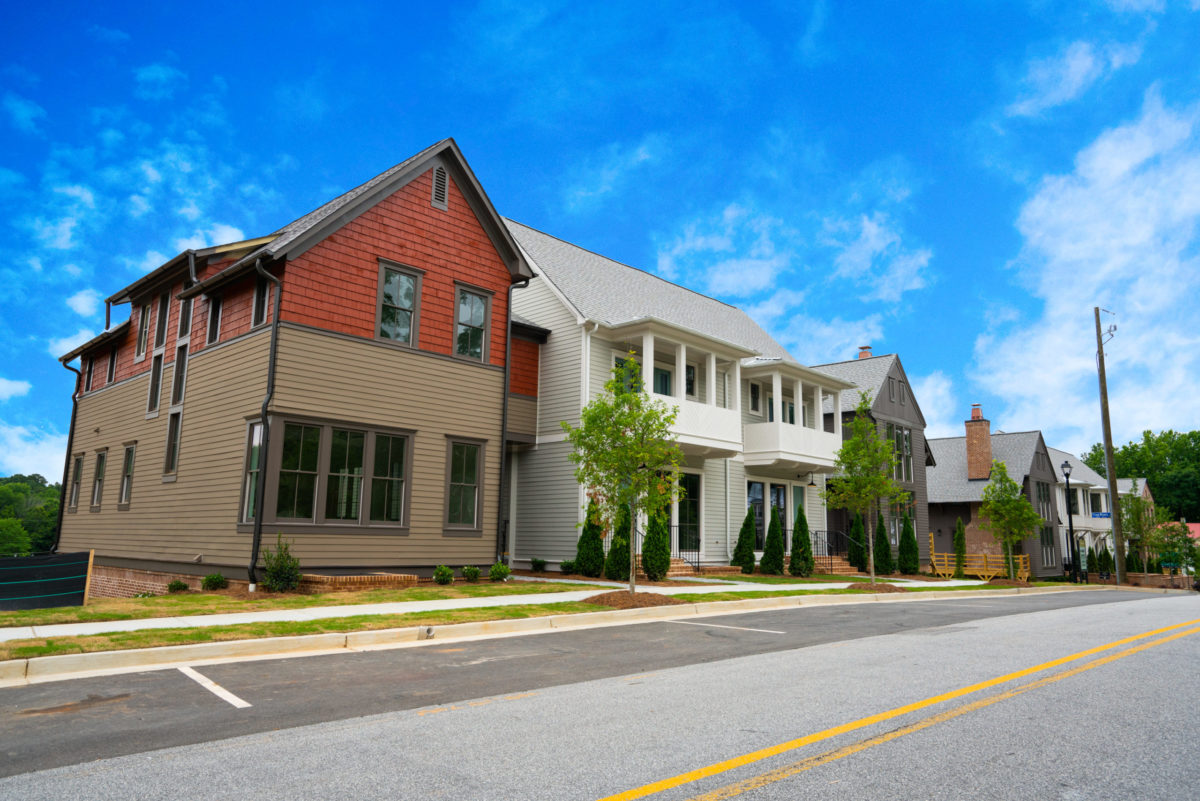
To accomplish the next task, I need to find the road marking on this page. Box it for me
[596,616,1200,801]
[687,624,1200,799]
[665,621,786,635]
[178,666,251,709]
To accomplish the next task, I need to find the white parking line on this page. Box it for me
[178,666,252,708]
[666,620,785,634]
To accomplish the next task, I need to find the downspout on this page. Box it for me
[497,278,530,564]
[53,363,82,553]
[247,259,282,590]
[186,250,199,285]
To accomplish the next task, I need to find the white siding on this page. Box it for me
[513,439,581,563]
[511,279,582,438]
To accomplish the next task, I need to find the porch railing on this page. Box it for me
[602,524,702,571]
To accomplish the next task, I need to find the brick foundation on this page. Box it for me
[1084,571,1196,590]
[89,565,249,598]
[298,573,419,592]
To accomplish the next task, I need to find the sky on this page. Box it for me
[2,0,1199,480]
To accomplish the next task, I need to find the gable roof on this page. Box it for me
[504,218,791,360]
[1116,478,1151,497]
[1048,448,1107,487]
[926,431,1044,503]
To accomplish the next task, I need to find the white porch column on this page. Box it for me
[833,388,842,436]
[642,332,655,393]
[706,352,717,406]
[675,342,686,401]
[793,379,803,426]
[732,360,741,412]
[771,372,782,424]
[814,385,822,430]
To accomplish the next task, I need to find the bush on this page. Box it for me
[789,506,814,577]
[731,506,757,574]
[530,557,547,573]
[462,565,481,582]
[641,513,671,581]
[953,517,966,579]
[1098,545,1113,574]
[1126,549,1142,573]
[873,514,894,575]
[0,518,32,557]
[167,579,189,593]
[848,513,866,571]
[261,534,302,592]
[575,500,606,578]
[201,573,229,591]
[604,535,630,581]
[759,506,785,575]
[897,512,919,575]
[558,559,576,575]
[489,561,511,582]
[433,565,454,585]
[1086,546,1097,574]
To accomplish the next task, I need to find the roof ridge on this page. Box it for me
[811,353,898,368]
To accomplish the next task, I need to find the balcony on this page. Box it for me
[743,420,841,472]
[667,397,742,459]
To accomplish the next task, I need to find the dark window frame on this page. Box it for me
[118,443,136,509]
[685,364,696,398]
[106,345,118,384]
[68,454,83,509]
[135,303,151,359]
[252,276,269,328]
[453,283,492,363]
[324,427,366,522]
[154,291,170,349]
[170,344,188,406]
[369,432,413,526]
[90,449,107,510]
[749,382,761,415]
[178,280,193,339]
[163,411,182,477]
[375,260,423,347]
[444,436,486,534]
[84,355,95,392]
[206,295,223,345]
[241,421,264,523]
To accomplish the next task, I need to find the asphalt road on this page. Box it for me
[1,589,1196,800]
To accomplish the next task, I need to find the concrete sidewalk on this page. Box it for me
[0,576,987,644]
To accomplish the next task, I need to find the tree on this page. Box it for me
[575,499,606,578]
[563,355,683,592]
[0,473,61,554]
[978,459,1044,580]
[1119,479,1166,576]
[641,512,671,581]
[848,512,866,571]
[822,392,907,584]
[1083,429,1200,521]
[789,505,814,577]
[897,511,919,575]
[604,505,632,581]
[1097,543,1113,574]
[1144,521,1196,588]
[732,506,757,574]
[1086,546,1097,575]
[953,517,966,579]
[873,513,894,575]
[0,518,31,557]
[759,506,785,575]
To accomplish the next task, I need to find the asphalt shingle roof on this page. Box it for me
[504,219,791,359]
[813,354,898,412]
[926,431,1043,503]
[1116,478,1150,496]
[1047,448,1106,487]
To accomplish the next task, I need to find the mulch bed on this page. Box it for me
[987,578,1032,587]
[860,582,911,593]
[510,569,723,587]
[584,591,691,609]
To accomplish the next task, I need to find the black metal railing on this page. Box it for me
[810,529,852,574]
[602,524,702,571]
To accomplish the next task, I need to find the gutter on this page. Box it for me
[247,259,283,590]
[54,363,82,553]
[497,277,531,564]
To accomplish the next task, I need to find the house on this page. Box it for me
[926,405,1062,578]
[812,346,934,566]
[1116,477,1154,507]
[503,219,854,569]
[57,139,535,591]
[1049,448,1112,568]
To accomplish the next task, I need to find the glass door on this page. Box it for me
[747,481,764,549]
[678,473,701,552]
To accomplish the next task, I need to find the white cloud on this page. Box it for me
[134,64,187,101]
[66,288,102,317]
[63,263,83,277]
[909,371,961,440]
[0,422,69,480]
[2,91,46,134]
[775,313,885,366]
[178,200,201,220]
[208,222,244,244]
[47,328,95,359]
[54,184,96,208]
[0,378,32,401]
[88,25,131,44]
[32,216,77,249]
[1007,40,1142,118]
[797,0,828,65]
[825,212,931,301]
[706,254,790,297]
[565,135,663,211]
[129,194,151,217]
[657,203,794,290]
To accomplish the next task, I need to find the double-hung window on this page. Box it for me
[118,445,135,507]
[91,451,107,509]
[370,434,408,522]
[170,345,188,405]
[154,292,169,349]
[749,382,761,414]
[653,367,672,396]
[164,412,182,475]
[276,423,321,519]
[68,455,83,509]
[206,296,223,345]
[454,287,488,361]
[147,354,164,414]
[107,345,118,383]
[242,422,263,522]
[378,263,420,344]
[685,365,696,397]
[84,356,95,392]
[178,281,193,338]
[135,304,151,357]
[252,277,269,328]
[325,428,365,521]
[446,440,482,529]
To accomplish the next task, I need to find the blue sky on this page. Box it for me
[2,1,1199,480]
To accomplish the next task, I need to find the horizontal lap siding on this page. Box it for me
[511,280,580,438]
[269,325,503,566]
[701,457,731,562]
[59,333,270,567]
[513,440,580,562]
[508,396,537,438]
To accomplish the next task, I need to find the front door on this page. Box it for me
[769,484,787,548]
[677,472,701,553]
[747,481,764,549]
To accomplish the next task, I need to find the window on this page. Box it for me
[685,365,696,397]
[370,434,408,523]
[154,291,169,348]
[242,422,263,522]
[446,441,481,528]
[107,345,118,383]
[1090,492,1103,514]
[118,445,135,506]
[749,382,761,414]
[1040,526,1056,567]
[147,354,164,413]
[653,367,672,396]
[888,377,896,401]
[431,165,449,210]
[84,355,95,391]
[135,303,151,357]
[378,264,419,344]
[164,412,182,475]
[325,428,365,521]
[170,345,188,405]
[252,277,269,327]
[614,356,642,394]
[178,281,193,338]
[785,400,796,425]
[899,382,907,405]
[206,296,222,344]
[69,455,83,508]
[454,288,488,361]
[277,423,321,519]
[91,451,107,508]
[903,429,913,482]
[1067,489,1079,516]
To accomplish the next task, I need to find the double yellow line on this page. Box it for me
[600,617,1200,801]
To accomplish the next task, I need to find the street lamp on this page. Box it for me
[1062,460,1079,583]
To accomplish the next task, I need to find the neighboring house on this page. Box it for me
[1048,448,1113,567]
[926,405,1062,578]
[58,139,535,587]
[504,219,854,569]
[1116,477,1154,507]
[812,346,934,566]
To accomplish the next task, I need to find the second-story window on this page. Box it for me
[685,365,696,397]
[252,277,269,327]
[147,354,164,414]
[653,367,672,396]
[749,382,761,414]
[91,451,107,509]
[178,281,193,338]
[107,345,118,383]
[69,455,83,508]
[135,303,151,357]
[378,263,420,345]
[455,288,488,361]
[154,291,170,349]
[84,355,95,391]
[118,445,136,506]
[170,345,188,405]
[206,296,223,345]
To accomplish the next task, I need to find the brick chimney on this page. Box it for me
[965,404,992,480]
[857,345,872,360]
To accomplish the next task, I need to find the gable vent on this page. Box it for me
[431,165,448,210]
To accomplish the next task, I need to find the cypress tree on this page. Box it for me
[641,512,671,581]
[1086,546,1097,574]
[1126,548,1142,574]
[604,535,630,581]
[575,499,606,578]
[897,511,919,575]
[848,512,866,571]
[873,513,894,575]
[789,505,814,577]
[760,505,785,574]
[1098,544,1113,574]
[732,506,757,574]
[953,517,967,579]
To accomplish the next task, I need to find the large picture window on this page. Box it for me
[378,264,420,344]
[454,288,488,361]
[446,440,481,528]
[277,423,321,519]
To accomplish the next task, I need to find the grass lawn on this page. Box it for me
[708,573,872,585]
[0,580,609,629]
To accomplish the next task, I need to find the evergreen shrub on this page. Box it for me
[760,506,785,575]
[789,506,814,577]
[201,573,228,591]
[489,562,511,582]
[848,513,866,571]
[167,579,188,593]
[558,559,576,575]
[873,513,894,575]
[641,513,671,581]
[461,565,481,582]
[261,534,302,592]
[731,506,757,574]
[897,512,919,575]
[530,557,547,573]
[604,535,631,581]
[953,518,967,579]
[433,565,454,585]
[575,500,606,578]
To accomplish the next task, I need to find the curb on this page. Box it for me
[0,585,1175,687]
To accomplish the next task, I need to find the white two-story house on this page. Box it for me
[1050,449,1113,570]
[502,220,852,571]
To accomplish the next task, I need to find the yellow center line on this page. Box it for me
[689,624,1200,800]
[596,617,1200,801]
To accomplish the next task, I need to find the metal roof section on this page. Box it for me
[926,430,1044,503]
[58,320,131,363]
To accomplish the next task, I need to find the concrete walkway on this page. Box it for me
[0,576,987,644]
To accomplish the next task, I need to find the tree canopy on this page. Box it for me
[978,459,1044,579]
[0,473,60,554]
[1083,429,1200,522]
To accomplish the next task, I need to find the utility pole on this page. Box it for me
[1094,307,1124,584]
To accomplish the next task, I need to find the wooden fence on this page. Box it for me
[929,535,1029,581]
